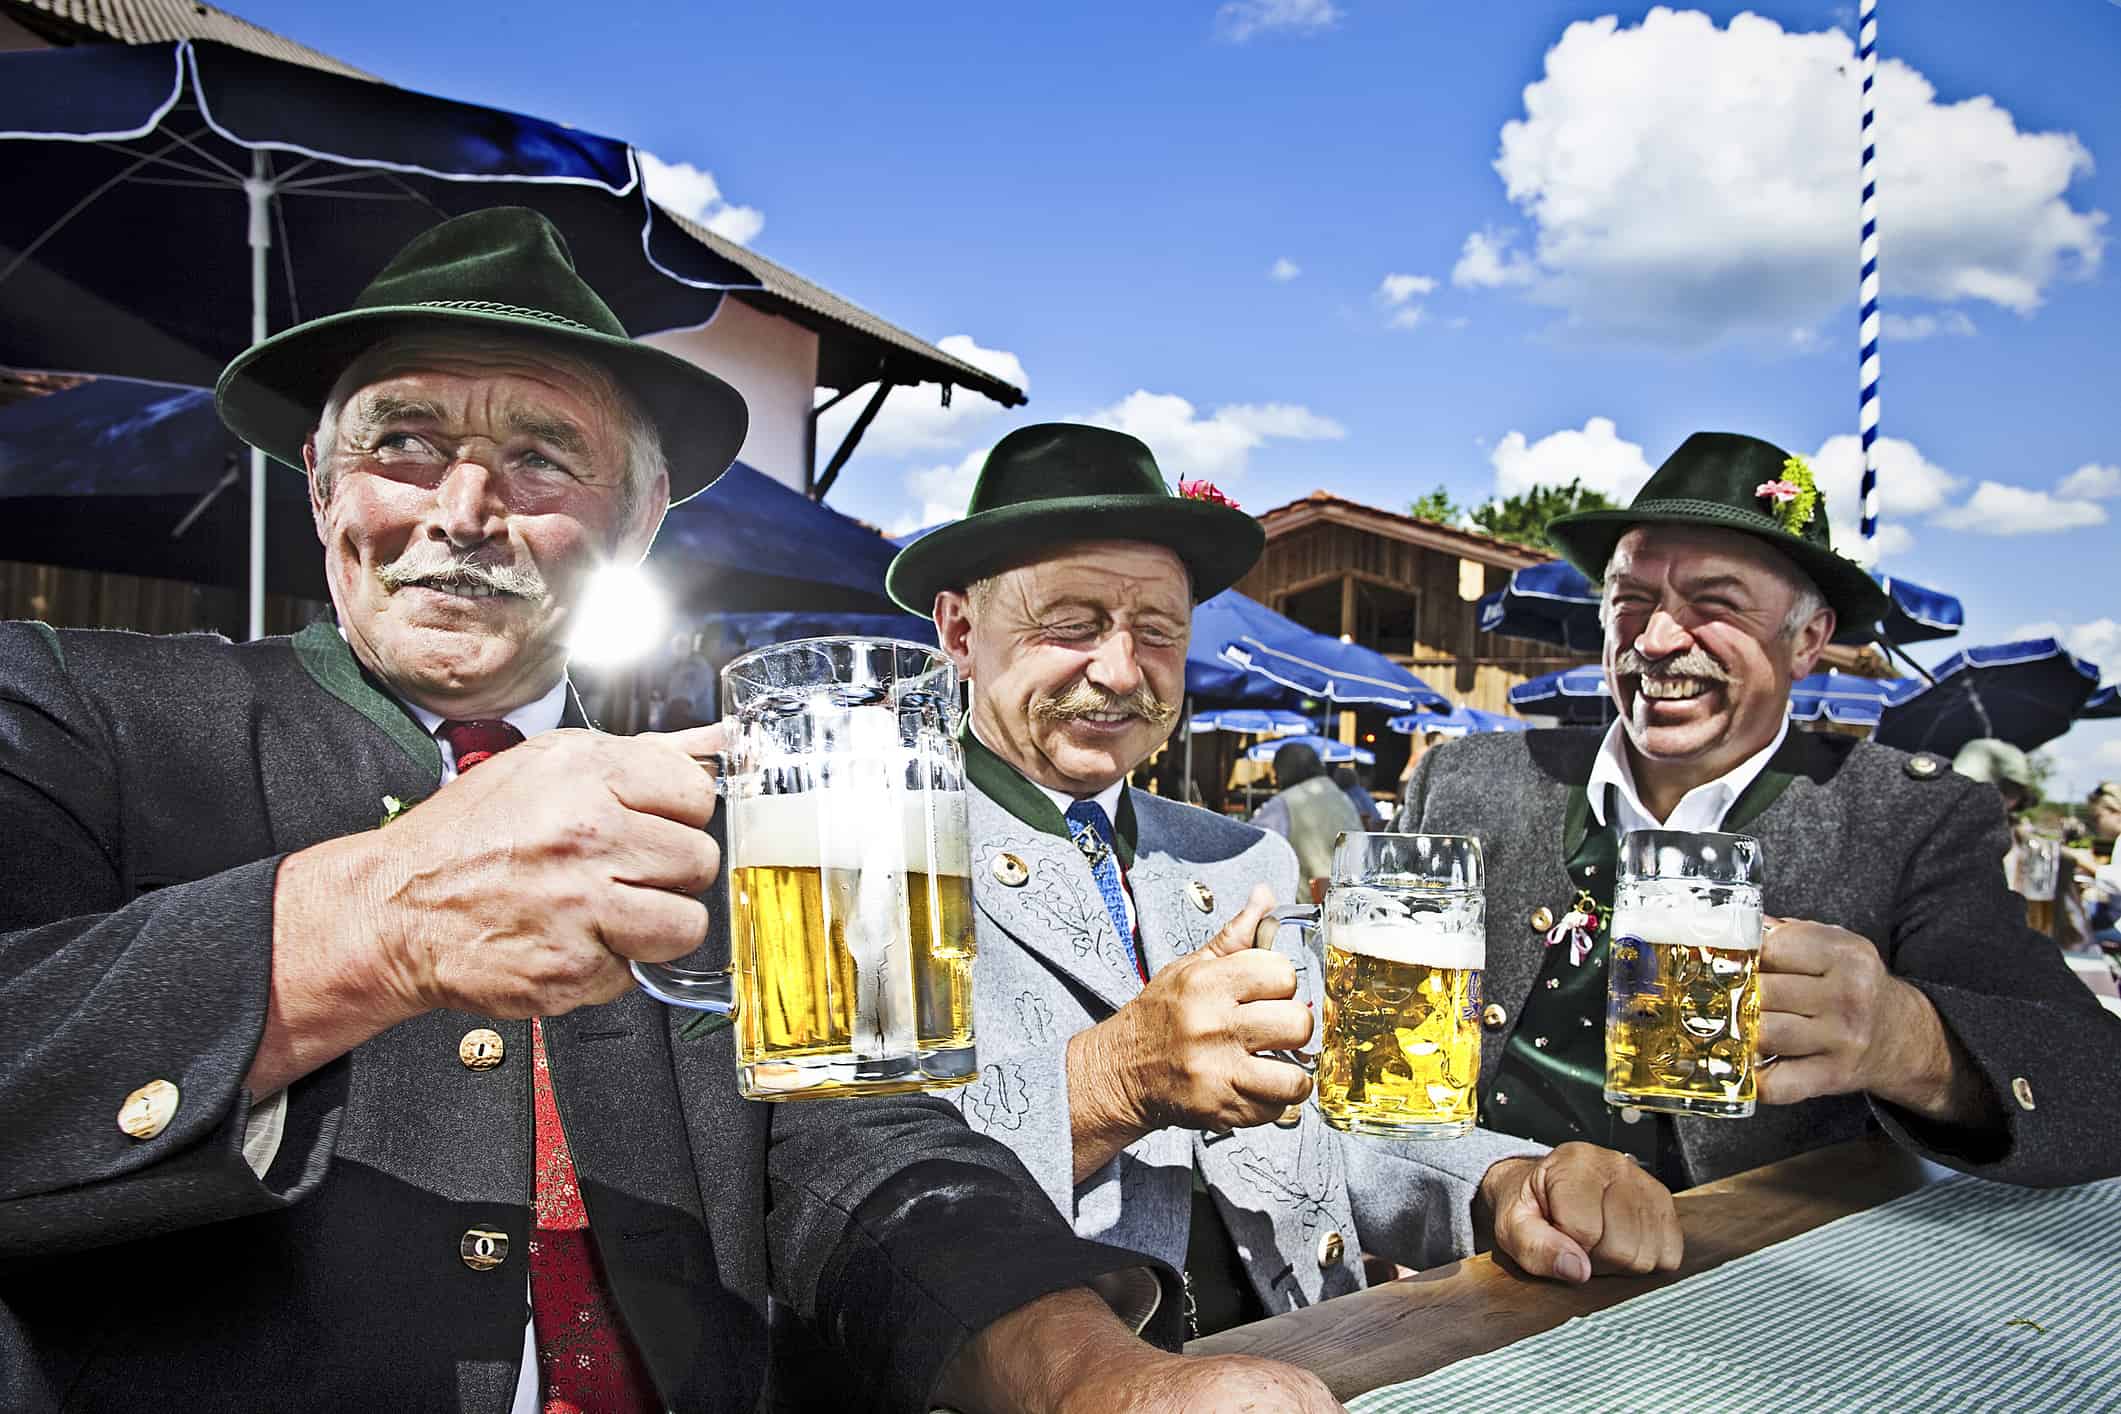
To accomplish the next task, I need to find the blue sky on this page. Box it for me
[230,0,2121,791]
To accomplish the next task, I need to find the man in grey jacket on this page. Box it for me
[1398,431,2121,1190]
[886,423,1684,1342]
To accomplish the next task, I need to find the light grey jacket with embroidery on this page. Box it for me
[952,777,1543,1318]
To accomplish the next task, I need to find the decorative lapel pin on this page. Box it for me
[1541,888,1603,966]
[1070,823,1111,870]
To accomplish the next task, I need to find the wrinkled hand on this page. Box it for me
[1075,885,1314,1141]
[1055,1351,1345,1414]
[1755,916,1922,1108]
[1477,1143,1683,1284]
[365,723,723,1019]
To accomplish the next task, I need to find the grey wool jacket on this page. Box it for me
[952,761,1541,1321]
[1396,727,2121,1189]
[0,622,1173,1414]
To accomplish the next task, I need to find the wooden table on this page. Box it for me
[1188,1136,1948,1402]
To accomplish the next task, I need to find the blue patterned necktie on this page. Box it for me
[1065,799,1138,974]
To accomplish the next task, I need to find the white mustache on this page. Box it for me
[1613,645,1729,684]
[376,552,547,601]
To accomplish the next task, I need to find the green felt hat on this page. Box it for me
[215,207,747,505]
[885,422,1265,617]
[1547,431,1893,644]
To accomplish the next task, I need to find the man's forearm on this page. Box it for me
[245,835,420,1096]
[1868,978,2002,1128]
[932,1285,1157,1414]
[1067,1025,1147,1186]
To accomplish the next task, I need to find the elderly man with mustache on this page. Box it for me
[0,212,1377,1414]
[882,424,1684,1355]
[1396,431,2121,1190]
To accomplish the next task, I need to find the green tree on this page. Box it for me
[1469,478,1618,550]
[1408,485,1463,524]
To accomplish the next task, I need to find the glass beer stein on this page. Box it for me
[631,636,978,1101]
[1604,829,1764,1119]
[1277,833,1487,1139]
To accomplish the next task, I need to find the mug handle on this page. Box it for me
[1254,904,1322,1074]
[632,745,739,1013]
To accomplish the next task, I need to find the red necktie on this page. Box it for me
[435,720,659,1413]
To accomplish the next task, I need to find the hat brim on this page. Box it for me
[1547,501,1894,644]
[886,496,1265,617]
[215,304,748,505]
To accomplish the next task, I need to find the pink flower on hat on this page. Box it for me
[1755,479,1802,505]
[1178,478,1239,509]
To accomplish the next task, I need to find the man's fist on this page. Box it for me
[1477,1143,1683,1284]
[366,725,722,1020]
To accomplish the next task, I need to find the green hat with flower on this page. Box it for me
[885,422,1265,617]
[1546,430,1893,644]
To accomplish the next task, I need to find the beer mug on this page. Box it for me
[1276,833,1486,1139]
[1604,830,1763,1119]
[2014,831,2061,936]
[631,636,978,1101]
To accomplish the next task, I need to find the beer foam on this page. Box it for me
[733,787,970,876]
[1330,918,1485,971]
[1614,889,1761,953]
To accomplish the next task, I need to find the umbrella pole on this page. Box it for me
[1879,634,1938,686]
[247,152,272,641]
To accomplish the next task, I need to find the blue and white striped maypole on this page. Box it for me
[1857,0,1881,551]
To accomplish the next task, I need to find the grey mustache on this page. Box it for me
[377,555,547,600]
[1031,679,1180,728]
[1613,645,1728,682]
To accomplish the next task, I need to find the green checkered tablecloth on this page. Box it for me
[1349,1173,2121,1413]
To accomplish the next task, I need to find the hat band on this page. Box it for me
[409,299,598,333]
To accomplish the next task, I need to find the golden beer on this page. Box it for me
[729,790,977,1099]
[1604,881,1762,1118]
[2024,896,2056,936]
[1316,915,1485,1138]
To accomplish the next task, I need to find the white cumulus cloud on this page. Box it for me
[893,447,991,537]
[1451,230,1535,289]
[2058,463,2121,500]
[1378,273,1437,305]
[1085,390,1345,481]
[816,335,1029,461]
[1932,482,2109,534]
[1269,257,1302,282]
[1216,0,1340,43]
[1805,433,1963,558]
[639,151,765,246]
[1456,9,2106,343]
[1490,416,1655,503]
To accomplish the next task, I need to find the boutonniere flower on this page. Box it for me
[1178,478,1240,509]
[1755,454,1819,535]
[378,794,410,827]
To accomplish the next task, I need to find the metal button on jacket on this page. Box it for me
[1274,1103,1304,1129]
[118,1079,180,1140]
[1187,880,1215,913]
[1315,1230,1345,1269]
[2012,1076,2036,1111]
[990,853,1029,887]
[460,1229,510,1271]
[1481,1002,1508,1030]
[1530,906,1555,933]
[458,1028,505,1070]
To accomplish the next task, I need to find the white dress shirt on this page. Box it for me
[1586,716,1789,837]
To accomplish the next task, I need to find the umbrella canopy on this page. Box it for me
[1187,708,1314,736]
[0,39,755,636]
[1244,733,1374,766]
[1508,664,1615,723]
[0,378,324,597]
[1475,559,1964,649]
[1874,638,2102,755]
[1387,706,1529,736]
[1208,598,1449,711]
[2083,683,2121,721]
[1185,591,1332,708]
[653,462,902,614]
[1787,670,1899,728]
[691,611,936,659]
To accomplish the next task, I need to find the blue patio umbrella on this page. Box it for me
[1245,733,1373,767]
[1208,601,1449,711]
[1509,664,1615,724]
[654,462,902,613]
[1787,671,1898,728]
[1873,639,2103,755]
[1387,706,1529,736]
[0,39,755,636]
[1475,559,1964,649]
[1187,708,1314,736]
[1185,591,1331,708]
[2083,683,2121,721]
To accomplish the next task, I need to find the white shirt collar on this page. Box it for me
[1587,716,1789,838]
[970,717,1128,824]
